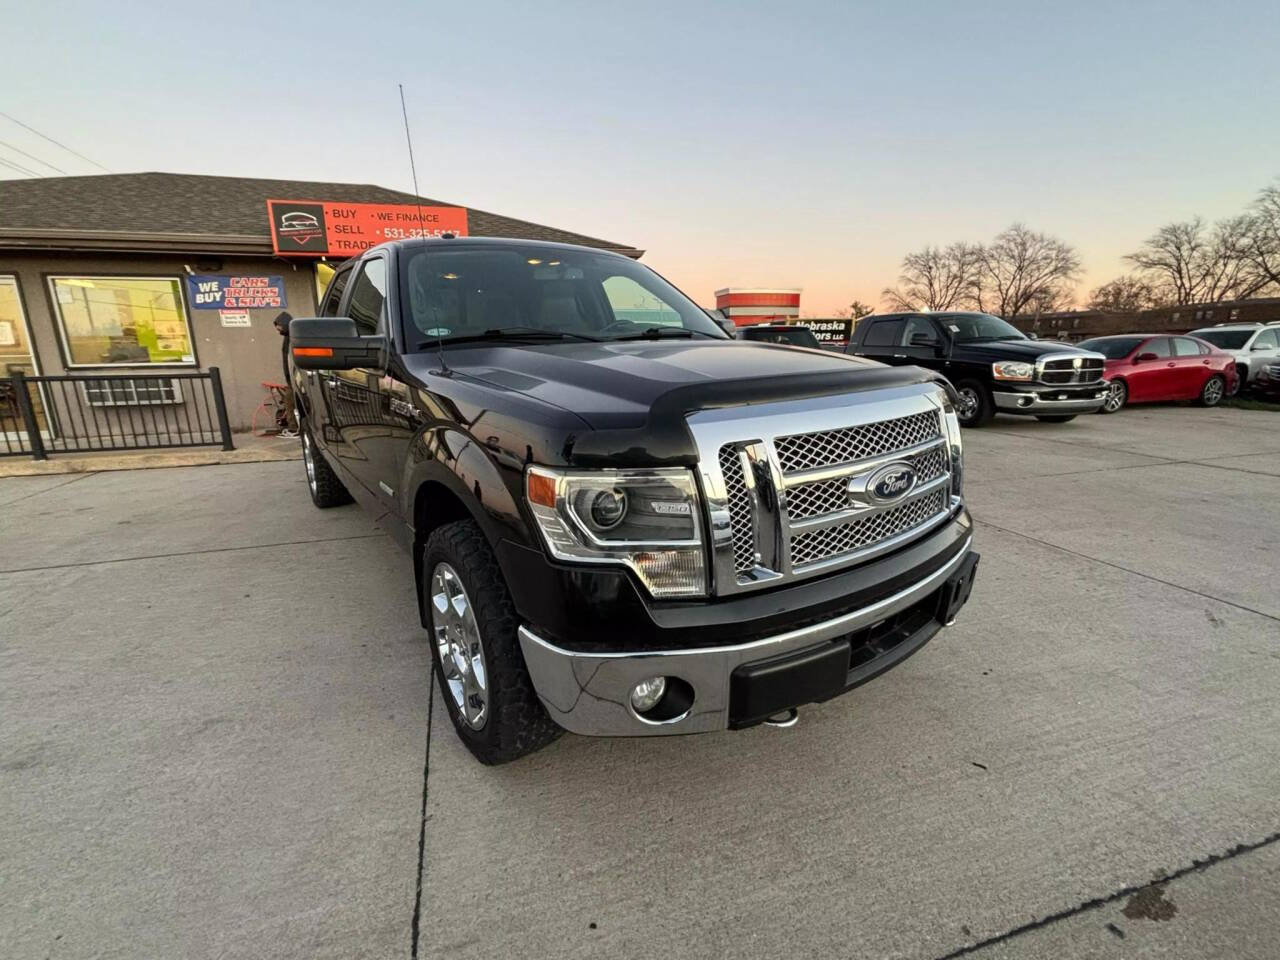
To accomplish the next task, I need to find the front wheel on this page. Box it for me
[1099,379,1127,414]
[424,520,562,765]
[301,423,353,508]
[1198,374,1226,407]
[952,380,995,427]
[1035,415,1077,423]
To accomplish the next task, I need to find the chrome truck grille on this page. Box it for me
[1037,353,1106,385]
[689,383,959,595]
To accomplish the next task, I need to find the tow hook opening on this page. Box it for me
[763,707,799,728]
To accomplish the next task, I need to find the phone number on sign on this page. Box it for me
[380,227,460,240]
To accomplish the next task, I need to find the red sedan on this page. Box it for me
[1078,334,1237,413]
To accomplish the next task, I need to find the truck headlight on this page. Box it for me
[930,388,964,498]
[526,466,706,597]
[991,360,1035,381]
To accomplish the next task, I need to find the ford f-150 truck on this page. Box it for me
[288,237,979,763]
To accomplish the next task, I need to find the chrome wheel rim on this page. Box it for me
[302,431,317,493]
[430,562,488,730]
[1104,381,1125,412]
[1203,377,1223,405]
[955,387,979,422]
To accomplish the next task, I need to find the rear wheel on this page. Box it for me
[1198,374,1226,407]
[1035,415,1077,423]
[301,423,353,508]
[1100,379,1127,414]
[953,380,995,427]
[424,520,562,765]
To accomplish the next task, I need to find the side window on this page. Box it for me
[346,259,388,336]
[601,275,682,328]
[864,319,904,347]
[1146,338,1172,358]
[320,265,353,317]
[1172,337,1200,357]
[902,316,939,347]
[1254,329,1278,349]
[1196,339,1210,355]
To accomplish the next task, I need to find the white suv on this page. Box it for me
[1188,322,1280,393]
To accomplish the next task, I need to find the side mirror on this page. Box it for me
[1027,332,1039,340]
[289,317,386,370]
[1134,352,1158,363]
[908,333,940,349]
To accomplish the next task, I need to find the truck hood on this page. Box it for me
[410,339,945,467]
[951,338,1101,362]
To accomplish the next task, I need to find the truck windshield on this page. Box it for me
[400,244,727,346]
[940,313,1027,343]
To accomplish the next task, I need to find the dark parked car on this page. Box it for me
[847,312,1108,426]
[740,324,822,349]
[1078,334,1237,412]
[288,238,979,763]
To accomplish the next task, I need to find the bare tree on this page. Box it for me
[1124,215,1268,305]
[972,224,1081,317]
[1239,180,1280,293]
[1087,276,1160,312]
[881,242,981,311]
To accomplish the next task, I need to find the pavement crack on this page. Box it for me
[410,668,436,959]
[931,829,1280,959]
[0,532,387,575]
[974,519,1280,624]
[0,471,97,505]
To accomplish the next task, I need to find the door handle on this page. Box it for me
[1166,362,1176,367]
[892,353,907,359]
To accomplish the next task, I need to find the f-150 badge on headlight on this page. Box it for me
[861,462,918,506]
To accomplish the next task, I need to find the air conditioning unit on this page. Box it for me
[83,378,183,407]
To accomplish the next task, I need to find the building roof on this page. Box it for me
[0,172,643,259]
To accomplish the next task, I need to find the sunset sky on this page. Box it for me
[3,0,1277,314]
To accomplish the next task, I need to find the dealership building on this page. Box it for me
[714,288,802,327]
[0,172,641,438]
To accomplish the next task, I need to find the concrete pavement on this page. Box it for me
[2,405,1278,959]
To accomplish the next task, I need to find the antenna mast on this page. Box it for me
[399,83,449,374]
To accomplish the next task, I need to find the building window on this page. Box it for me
[49,276,194,367]
[1230,308,1240,320]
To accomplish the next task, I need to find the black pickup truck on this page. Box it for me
[847,312,1108,426]
[289,237,979,763]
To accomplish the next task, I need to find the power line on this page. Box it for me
[0,139,66,173]
[0,111,110,172]
[0,155,41,178]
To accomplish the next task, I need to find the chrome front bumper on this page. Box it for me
[517,536,973,737]
[992,385,1108,414]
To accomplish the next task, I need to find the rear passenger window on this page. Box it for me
[346,258,388,336]
[1172,337,1200,357]
[320,265,353,317]
[864,319,904,346]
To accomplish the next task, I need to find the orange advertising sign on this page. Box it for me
[267,199,469,257]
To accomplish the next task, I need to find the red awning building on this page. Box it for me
[713,288,801,327]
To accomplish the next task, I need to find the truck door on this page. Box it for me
[851,317,905,364]
[301,260,355,453]
[325,255,396,504]
[899,315,945,371]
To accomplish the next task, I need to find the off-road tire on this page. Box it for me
[1198,374,1226,408]
[301,422,353,508]
[1035,415,1077,423]
[424,520,562,765]
[953,379,996,427]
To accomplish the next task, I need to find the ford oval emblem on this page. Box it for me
[863,462,918,505]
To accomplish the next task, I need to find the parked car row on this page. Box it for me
[1076,334,1236,413]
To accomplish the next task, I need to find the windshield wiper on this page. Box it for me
[609,326,702,341]
[418,326,600,349]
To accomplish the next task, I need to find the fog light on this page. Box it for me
[630,676,667,713]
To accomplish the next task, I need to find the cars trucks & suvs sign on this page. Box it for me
[267,199,469,257]
[187,275,287,309]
